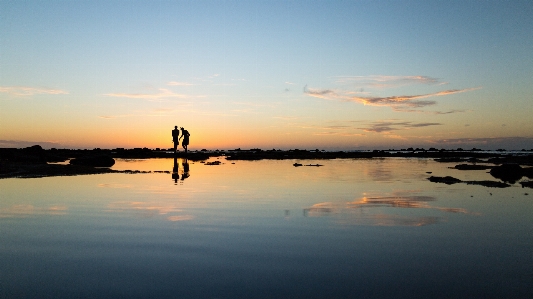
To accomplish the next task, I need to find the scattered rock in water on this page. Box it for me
[427,176,510,188]
[304,164,323,167]
[293,163,303,167]
[434,157,467,163]
[520,181,533,189]
[427,176,462,185]
[489,164,524,183]
[453,164,493,170]
[464,180,510,188]
[205,161,221,165]
[69,155,115,167]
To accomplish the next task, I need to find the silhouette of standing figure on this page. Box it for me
[179,127,190,153]
[172,126,180,152]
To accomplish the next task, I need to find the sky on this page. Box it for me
[1,0,532,150]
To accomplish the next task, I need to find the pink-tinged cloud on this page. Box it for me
[104,88,188,100]
[359,121,442,133]
[314,132,366,137]
[0,86,68,96]
[304,85,480,111]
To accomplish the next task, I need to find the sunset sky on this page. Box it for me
[1,0,532,150]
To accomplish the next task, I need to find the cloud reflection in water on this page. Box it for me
[106,201,194,222]
[304,192,475,226]
[0,204,68,218]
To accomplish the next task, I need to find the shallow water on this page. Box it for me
[1,158,532,298]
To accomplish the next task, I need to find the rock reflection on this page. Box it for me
[303,192,475,226]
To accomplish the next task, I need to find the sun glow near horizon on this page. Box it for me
[1,1,532,151]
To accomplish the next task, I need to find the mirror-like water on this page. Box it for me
[1,158,532,298]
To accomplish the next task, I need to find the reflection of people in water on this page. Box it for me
[181,158,190,180]
[179,127,190,153]
[172,156,179,183]
[172,126,180,152]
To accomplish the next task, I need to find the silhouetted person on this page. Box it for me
[181,158,190,180]
[172,126,180,152]
[179,127,190,153]
[172,156,179,183]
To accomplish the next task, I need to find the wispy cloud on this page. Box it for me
[104,88,188,101]
[304,85,480,112]
[358,121,442,133]
[432,109,468,115]
[396,109,469,114]
[167,81,194,86]
[0,86,68,96]
[334,75,445,88]
[273,116,299,120]
[99,107,180,119]
[314,132,365,137]
[308,124,366,137]
[98,114,133,119]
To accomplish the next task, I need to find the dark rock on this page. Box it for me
[489,164,523,183]
[454,164,493,170]
[70,155,115,167]
[464,180,510,188]
[22,145,44,152]
[435,157,467,163]
[293,163,303,167]
[520,181,533,188]
[427,176,462,185]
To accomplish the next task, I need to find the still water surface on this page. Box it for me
[1,158,532,298]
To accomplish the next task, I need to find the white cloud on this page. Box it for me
[104,88,188,100]
[0,86,68,96]
[167,81,194,86]
[334,75,446,88]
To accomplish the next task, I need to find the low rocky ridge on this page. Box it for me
[2,146,533,185]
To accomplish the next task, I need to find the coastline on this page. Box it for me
[1,146,533,181]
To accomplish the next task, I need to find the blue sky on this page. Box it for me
[1,0,532,150]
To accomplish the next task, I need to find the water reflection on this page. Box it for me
[172,156,179,182]
[171,157,190,183]
[2,158,532,298]
[106,200,195,222]
[303,190,475,226]
[0,204,68,218]
[182,158,190,181]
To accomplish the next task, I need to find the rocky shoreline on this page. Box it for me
[1,146,533,187]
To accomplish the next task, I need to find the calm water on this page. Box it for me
[1,158,532,299]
